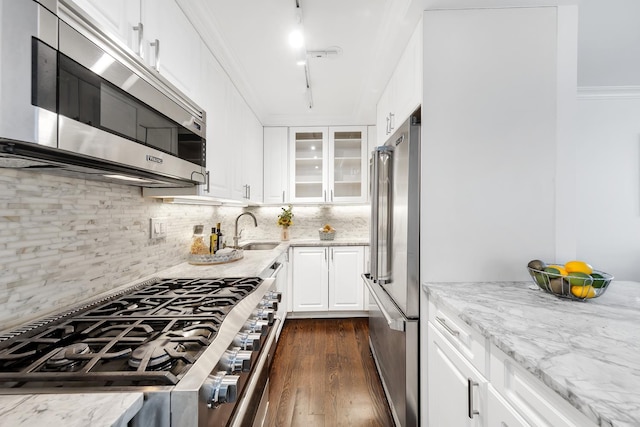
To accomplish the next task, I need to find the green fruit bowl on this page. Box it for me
[527,265,614,301]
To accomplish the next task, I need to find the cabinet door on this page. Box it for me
[72,0,141,54]
[290,127,328,203]
[292,247,329,312]
[487,385,531,427]
[141,0,200,98]
[263,127,289,204]
[198,41,232,199]
[328,127,368,203]
[243,108,263,203]
[428,323,485,427]
[328,246,364,311]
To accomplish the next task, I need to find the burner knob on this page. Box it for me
[204,371,239,408]
[258,299,278,311]
[252,308,275,325]
[244,318,269,336]
[264,291,282,302]
[233,332,262,351]
[219,347,252,373]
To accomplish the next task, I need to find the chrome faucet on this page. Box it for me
[233,212,258,248]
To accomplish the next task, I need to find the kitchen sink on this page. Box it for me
[241,242,280,250]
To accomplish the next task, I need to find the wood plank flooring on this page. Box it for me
[265,318,394,427]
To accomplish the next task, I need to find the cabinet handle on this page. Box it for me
[282,190,285,203]
[205,171,210,193]
[132,22,144,56]
[389,113,395,132]
[248,185,251,200]
[468,378,480,419]
[330,248,333,261]
[435,316,460,337]
[324,248,327,261]
[150,39,160,71]
[385,116,390,135]
[324,190,326,202]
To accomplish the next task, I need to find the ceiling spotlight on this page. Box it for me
[289,30,304,49]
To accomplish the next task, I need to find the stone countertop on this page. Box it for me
[422,280,640,427]
[151,238,369,279]
[0,393,143,427]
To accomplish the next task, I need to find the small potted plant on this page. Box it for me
[277,205,294,241]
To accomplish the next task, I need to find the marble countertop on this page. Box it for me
[422,280,640,427]
[149,238,368,279]
[0,393,143,427]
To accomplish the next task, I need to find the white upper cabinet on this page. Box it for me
[140,0,201,99]
[71,0,141,54]
[263,127,289,204]
[377,19,422,144]
[197,41,232,199]
[289,126,368,204]
[72,0,200,101]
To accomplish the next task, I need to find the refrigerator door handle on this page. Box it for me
[363,274,406,332]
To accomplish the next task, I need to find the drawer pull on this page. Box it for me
[436,316,460,337]
[468,378,480,419]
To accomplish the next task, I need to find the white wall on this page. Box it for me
[421,6,573,282]
[578,0,640,87]
[575,94,640,280]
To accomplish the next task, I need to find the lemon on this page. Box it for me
[570,285,596,299]
[564,260,593,275]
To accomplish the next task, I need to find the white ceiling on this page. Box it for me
[177,0,424,127]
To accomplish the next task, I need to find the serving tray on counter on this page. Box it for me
[188,249,244,265]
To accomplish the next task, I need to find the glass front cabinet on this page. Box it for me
[290,126,368,203]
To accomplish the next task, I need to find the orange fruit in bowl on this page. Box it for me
[564,260,593,275]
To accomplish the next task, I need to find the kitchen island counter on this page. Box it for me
[0,392,143,427]
[422,280,640,427]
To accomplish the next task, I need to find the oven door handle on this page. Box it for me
[229,317,280,427]
[363,274,406,332]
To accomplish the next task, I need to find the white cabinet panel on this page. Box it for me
[141,0,200,99]
[72,0,141,54]
[487,386,531,427]
[292,246,365,313]
[263,127,289,204]
[328,247,365,311]
[291,247,329,311]
[428,323,486,427]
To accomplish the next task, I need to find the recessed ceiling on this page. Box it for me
[177,0,423,127]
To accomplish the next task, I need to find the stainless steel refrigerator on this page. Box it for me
[364,110,420,426]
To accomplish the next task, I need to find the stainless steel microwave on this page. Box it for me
[0,0,206,187]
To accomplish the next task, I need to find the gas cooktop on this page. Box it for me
[0,277,264,388]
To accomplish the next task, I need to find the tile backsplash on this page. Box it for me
[0,169,369,330]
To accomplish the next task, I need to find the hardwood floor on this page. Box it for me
[265,318,394,427]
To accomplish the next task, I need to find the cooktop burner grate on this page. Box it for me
[0,277,262,387]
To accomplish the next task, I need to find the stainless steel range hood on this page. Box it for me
[0,0,207,188]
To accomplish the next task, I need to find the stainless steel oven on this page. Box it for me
[0,276,281,426]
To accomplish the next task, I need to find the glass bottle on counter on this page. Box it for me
[190,225,209,255]
[210,227,218,254]
[215,222,223,252]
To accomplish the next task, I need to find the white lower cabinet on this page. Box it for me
[426,297,599,427]
[487,385,531,427]
[428,323,486,427]
[291,246,364,313]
